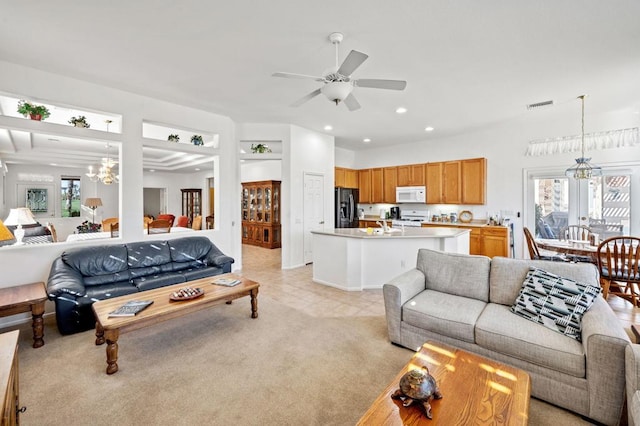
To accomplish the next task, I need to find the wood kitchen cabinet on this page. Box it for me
[425,163,443,204]
[383,167,397,204]
[370,168,384,203]
[420,223,509,258]
[358,169,372,203]
[442,161,462,204]
[241,180,281,248]
[397,164,425,187]
[460,158,487,204]
[335,167,358,188]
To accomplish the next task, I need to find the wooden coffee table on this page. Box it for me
[0,282,47,348]
[357,341,530,425]
[92,274,259,375]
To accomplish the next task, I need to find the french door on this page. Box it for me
[528,169,634,240]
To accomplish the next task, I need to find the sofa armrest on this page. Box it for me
[206,244,234,273]
[382,268,426,344]
[581,297,630,425]
[46,257,86,299]
[626,344,640,426]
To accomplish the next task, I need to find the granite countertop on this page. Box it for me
[311,227,471,239]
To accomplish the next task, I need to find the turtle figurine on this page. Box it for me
[391,366,443,419]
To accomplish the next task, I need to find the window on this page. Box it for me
[527,166,637,241]
[60,176,81,217]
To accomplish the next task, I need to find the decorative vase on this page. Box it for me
[74,122,88,128]
[29,114,42,121]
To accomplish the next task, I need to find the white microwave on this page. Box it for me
[396,186,426,203]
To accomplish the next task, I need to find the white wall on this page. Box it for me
[0,61,240,297]
[283,125,335,269]
[339,105,640,257]
[241,160,282,182]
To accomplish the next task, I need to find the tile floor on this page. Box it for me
[239,244,640,336]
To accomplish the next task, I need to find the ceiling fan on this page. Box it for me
[272,32,407,111]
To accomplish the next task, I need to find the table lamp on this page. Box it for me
[84,198,103,223]
[4,207,37,245]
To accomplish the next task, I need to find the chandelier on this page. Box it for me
[565,95,602,179]
[86,120,119,185]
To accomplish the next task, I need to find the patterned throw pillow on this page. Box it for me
[510,267,601,341]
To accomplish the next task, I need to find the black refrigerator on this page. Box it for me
[335,188,359,228]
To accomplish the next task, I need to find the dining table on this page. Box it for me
[536,238,599,263]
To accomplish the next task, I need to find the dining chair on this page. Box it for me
[205,215,214,230]
[191,215,202,231]
[559,225,595,262]
[156,214,175,227]
[110,222,119,238]
[147,219,172,234]
[102,217,119,232]
[523,227,567,261]
[176,215,189,227]
[560,225,592,241]
[596,236,640,306]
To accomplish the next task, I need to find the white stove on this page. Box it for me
[391,209,429,228]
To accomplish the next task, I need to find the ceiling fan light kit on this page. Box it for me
[272,32,407,111]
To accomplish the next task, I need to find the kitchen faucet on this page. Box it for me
[375,220,389,232]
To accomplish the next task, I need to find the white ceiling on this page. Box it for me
[1,1,639,152]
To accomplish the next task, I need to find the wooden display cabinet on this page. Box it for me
[1,330,21,426]
[181,188,202,226]
[241,180,281,249]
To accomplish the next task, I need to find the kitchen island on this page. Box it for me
[311,227,470,291]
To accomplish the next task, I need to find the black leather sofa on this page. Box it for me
[47,236,234,334]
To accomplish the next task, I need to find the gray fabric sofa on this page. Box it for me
[626,344,640,425]
[383,248,629,425]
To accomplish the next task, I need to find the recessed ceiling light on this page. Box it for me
[49,163,57,166]
[424,126,434,132]
[363,138,371,143]
[395,107,407,114]
[149,169,155,172]
[240,149,246,154]
[195,168,200,171]
[324,125,333,131]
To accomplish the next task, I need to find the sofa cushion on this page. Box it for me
[416,249,491,302]
[403,289,487,343]
[168,236,211,263]
[476,304,585,377]
[489,257,599,306]
[510,267,600,342]
[62,245,129,282]
[181,266,224,281]
[82,281,138,301]
[127,241,171,268]
[132,272,186,291]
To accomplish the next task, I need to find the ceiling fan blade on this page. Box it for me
[355,79,407,90]
[343,93,361,111]
[337,50,369,76]
[272,72,324,82]
[291,88,322,107]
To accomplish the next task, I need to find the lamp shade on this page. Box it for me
[84,198,103,208]
[4,208,37,226]
[321,81,353,103]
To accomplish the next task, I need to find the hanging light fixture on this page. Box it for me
[565,95,602,179]
[86,120,119,185]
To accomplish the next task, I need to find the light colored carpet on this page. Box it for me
[11,295,594,425]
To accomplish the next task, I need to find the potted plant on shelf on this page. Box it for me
[17,100,51,121]
[168,134,180,143]
[191,135,204,146]
[251,143,272,153]
[68,115,90,128]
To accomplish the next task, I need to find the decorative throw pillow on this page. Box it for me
[510,267,601,341]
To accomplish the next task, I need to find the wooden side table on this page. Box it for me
[0,282,48,348]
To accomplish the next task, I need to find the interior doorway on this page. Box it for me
[143,187,167,217]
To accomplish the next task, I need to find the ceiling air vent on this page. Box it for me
[526,100,554,110]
